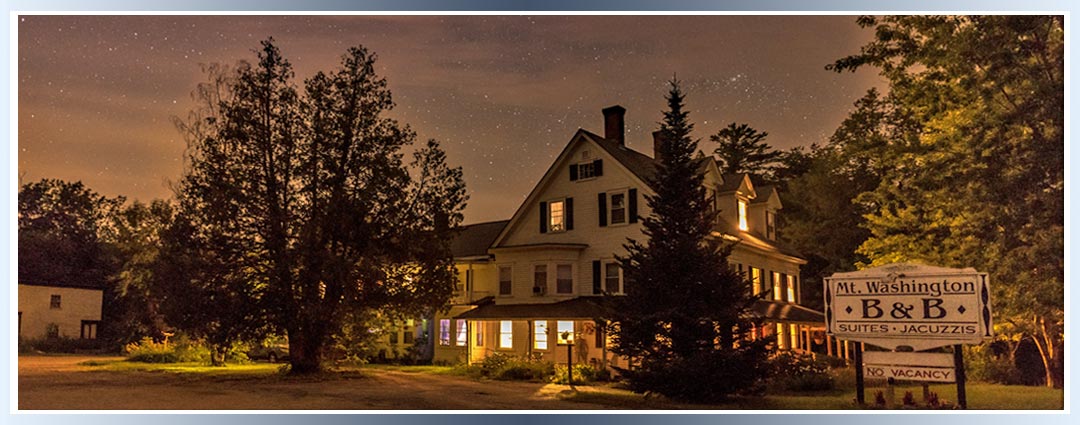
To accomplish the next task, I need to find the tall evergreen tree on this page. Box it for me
[606,79,770,402]
[710,122,781,175]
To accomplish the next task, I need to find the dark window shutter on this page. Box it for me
[570,164,579,181]
[598,193,607,227]
[628,188,638,223]
[592,261,602,294]
[594,159,603,176]
[566,197,574,230]
[539,201,548,233]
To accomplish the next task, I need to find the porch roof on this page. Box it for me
[454,296,604,320]
[752,300,824,325]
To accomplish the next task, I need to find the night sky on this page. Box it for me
[18,15,884,223]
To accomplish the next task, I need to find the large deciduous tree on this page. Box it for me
[830,16,1063,387]
[606,79,770,402]
[175,39,466,373]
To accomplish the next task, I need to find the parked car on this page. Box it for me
[248,344,289,363]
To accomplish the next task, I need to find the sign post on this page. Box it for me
[825,263,991,409]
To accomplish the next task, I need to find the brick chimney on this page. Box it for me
[602,105,626,146]
[652,130,667,161]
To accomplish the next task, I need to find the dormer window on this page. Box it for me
[737,200,748,231]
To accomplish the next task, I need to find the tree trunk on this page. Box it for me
[288,329,325,374]
[1032,316,1063,388]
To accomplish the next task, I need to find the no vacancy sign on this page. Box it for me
[824,263,992,351]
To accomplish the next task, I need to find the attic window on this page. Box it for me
[737,200,748,231]
[549,200,565,232]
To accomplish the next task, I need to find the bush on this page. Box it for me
[124,335,209,363]
[472,352,555,381]
[552,363,605,385]
[965,344,1022,385]
[766,351,835,393]
[19,337,108,354]
[618,346,772,403]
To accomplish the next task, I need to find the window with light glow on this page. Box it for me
[549,200,565,232]
[499,320,513,349]
[737,200,748,231]
[556,321,575,344]
[456,320,467,346]
[772,272,782,301]
[751,267,762,295]
[534,321,548,350]
[439,319,451,346]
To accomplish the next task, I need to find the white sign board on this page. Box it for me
[863,352,956,383]
[825,263,992,351]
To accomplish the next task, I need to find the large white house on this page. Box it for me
[431,106,825,366]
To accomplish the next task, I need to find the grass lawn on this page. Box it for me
[74,360,1063,410]
[558,381,1064,410]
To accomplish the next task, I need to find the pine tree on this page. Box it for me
[710,122,781,175]
[606,79,771,402]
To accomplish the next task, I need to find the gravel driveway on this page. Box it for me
[18,355,613,410]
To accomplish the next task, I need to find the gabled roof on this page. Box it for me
[712,215,806,263]
[450,220,509,258]
[490,129,655,248]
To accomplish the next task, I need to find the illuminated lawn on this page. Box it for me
[71,360,1063,410]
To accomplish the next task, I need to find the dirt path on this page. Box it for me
[18,355,611,410]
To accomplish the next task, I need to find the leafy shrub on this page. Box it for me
[965,344,1022,385]
[124,335,209,363]
[766,351,835,392]
[618,345,772,403]
[472,352,555,381]
[552,363,605,385]
[478,352,512,377]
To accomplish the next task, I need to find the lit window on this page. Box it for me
[738,200,748,231]
[790,324,799,350]
[549,200,565,232]
[610,192,626,224]
[50,295,61,309]
[499,321,513,349]
[787,275,797,303]
[499,266,512,296]
[605,262,622,294]
[475,321,484,347]
[534,321,548,350]
[534,265,547,295]
[556,264,573,294]
[751,268,762,295]
[439,319,451,346]
[773,272,782,301]
[776,323,785,348]
[456,320,468,346]
[556,321,575,345]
